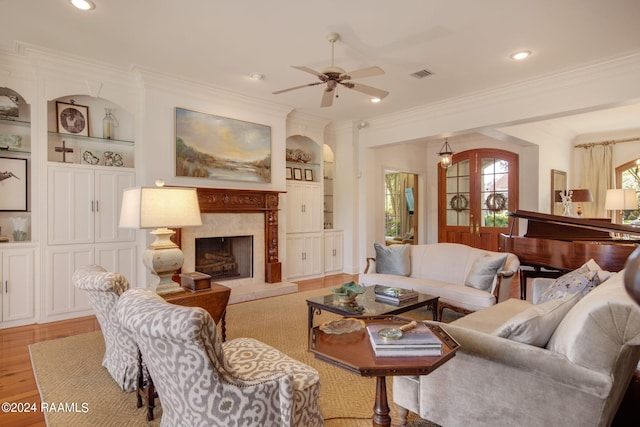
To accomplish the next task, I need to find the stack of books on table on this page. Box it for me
[374,285,418,305]
[366,322,443,357]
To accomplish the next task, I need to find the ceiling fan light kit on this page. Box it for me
[272,32,389,107]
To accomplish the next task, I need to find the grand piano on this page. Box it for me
[499,210,640,299]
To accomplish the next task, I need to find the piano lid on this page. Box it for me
[501,210,639,272]
[508,210,640,240]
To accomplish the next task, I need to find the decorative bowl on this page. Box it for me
[319,318,366,335]
[331,281,366,303]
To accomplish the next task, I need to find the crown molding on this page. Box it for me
[364,51,640,147]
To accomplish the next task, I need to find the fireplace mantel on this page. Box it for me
[177,187,284,283]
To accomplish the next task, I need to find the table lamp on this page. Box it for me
[119,183,202,295]
[605,188,638,224]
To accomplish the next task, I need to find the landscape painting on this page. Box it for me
[175,108,271,183]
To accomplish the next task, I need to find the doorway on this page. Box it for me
[385,171,418,245]
[438,149,519,251]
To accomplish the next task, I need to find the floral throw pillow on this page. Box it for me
[537,266,600,304]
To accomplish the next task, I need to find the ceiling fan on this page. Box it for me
[272,32,389,108]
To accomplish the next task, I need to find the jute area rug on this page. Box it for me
[30,288,452,426]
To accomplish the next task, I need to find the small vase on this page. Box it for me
[9,216,28,242]
[102,108,119,139]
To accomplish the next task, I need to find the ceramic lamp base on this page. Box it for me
[143,228,186,295]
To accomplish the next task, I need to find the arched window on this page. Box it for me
[614,159,640,224]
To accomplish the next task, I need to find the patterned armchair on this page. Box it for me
[116,288,324,427]
[72,264,138,392]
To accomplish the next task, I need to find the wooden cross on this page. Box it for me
[55,140,74,163]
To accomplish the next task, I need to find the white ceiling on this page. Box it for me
[2,0,640,135]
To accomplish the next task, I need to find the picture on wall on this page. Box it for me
[56,101,89,136]
[175,107,272,183]
[0,157,27,211]
[0,95,19,118]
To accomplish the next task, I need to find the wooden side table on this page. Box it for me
[139,282,232,420]
[310,316,460,427]
[163,283,231,340]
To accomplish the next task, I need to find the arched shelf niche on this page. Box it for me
[0,86,32,239]
[47,94,135,167]
[285,135,321,183]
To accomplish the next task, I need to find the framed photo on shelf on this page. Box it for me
[56,101,89,136]
[293,167,303,180]
[304,169,314,181]
[286,167,293,180]
[0,157,27,211]
[0,95,19,118]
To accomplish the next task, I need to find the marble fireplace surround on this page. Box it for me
[176,187,297,303]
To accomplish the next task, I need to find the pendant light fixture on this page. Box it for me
[438,138,454,169]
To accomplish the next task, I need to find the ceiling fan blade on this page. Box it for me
[320,88,334,108]
[343,66,385,80]
[345,82,389,99]
[292,65,325,77]
[272,81,323,95]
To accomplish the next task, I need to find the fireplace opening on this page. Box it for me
[195,236,254,281]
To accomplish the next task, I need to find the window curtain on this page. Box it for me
[581,145,613,218]
[399,174,411,237]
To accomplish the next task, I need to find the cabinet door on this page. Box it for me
[302,185,323,232]
[286,184,304,233]
[286,234,306,278]
[324,231,344,273]
[286,183,323,233]
[2,249,34,322]
[303,233,323,276]
[94,170,135,242]
[46,245,93,318]
[95,243,137,285]
[48,166,94,245]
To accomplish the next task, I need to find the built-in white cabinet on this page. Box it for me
[286,233,322,279]
[324,229,344,274]
[286,182,323,233]
[47,164,135,245]
[45,243,136,320]
[0,247,35,327]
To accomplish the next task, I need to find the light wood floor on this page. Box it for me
[0,274,355,427]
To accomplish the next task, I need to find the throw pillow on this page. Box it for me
[373,243,411,276]
[493,292,580,347]
[464,254,508,291]
[537,266,601,304]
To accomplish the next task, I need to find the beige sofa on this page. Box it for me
[359,243,520,318]
[393,268,640,427]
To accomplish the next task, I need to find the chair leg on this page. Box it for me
[137,348,156,421]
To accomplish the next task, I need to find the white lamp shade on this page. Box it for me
[605,189,639,211]
[119,186,202,229]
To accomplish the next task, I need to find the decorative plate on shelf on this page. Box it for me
[319,318,365,335]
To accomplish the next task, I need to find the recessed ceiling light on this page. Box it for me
[69,0,96,10]
[370,97,381,103]
[249,73,264,81]
[510,51,531,60]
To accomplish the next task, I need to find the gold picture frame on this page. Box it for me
[551,169,567,215]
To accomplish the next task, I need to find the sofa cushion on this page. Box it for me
[493,293,580,347]
[464,254,507,291]
[537,266,600,304]
[452,298,531,334]
[374,243,411,276]
[547,272,640,374]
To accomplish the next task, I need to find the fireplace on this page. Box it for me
[196,236,253,281]
[177,188,283,283]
